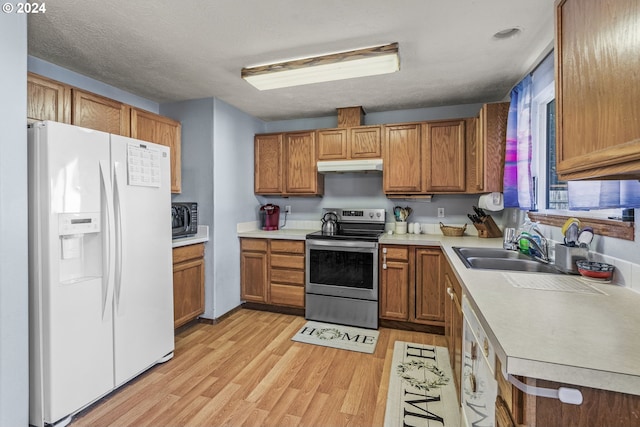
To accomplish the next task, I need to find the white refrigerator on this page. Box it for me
[28,121,175,427]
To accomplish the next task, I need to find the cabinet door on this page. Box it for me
[383,123,423,193]
[131,108,182,193]
[240,250,268,303]
[317,129,347,160]
[27,73,71,124]
[379,246,410,320]
[445,268,463,396]
[172,244,205,329]
[254,133,284,194]
[72,89,130,136]
[350,126,382,159]
[480,103,509,192]
[556,0,640,180]
[240,238,268,303]
[173,257,205,328]
[424,120,466,192]
[285,131,323,195]
[414,248,444,323]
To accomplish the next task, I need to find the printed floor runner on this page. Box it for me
[291,321,379,354]
[384,341,460,427]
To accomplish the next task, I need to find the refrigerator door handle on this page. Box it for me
[100,160,115,320]
[113,161,124,314]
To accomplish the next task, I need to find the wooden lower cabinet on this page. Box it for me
[240,238,305,308]
[379,246,410,320]
[172,243,205,329]
[379,245,445,326]
[444,259,463,397]
[496,354,640,426]
[269,240,305,308]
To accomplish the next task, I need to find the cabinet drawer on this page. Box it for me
[270,268,305,286]
[173,243,205,264]
[241,238,268,252]
[384,246,409,261]
[270,240,305,254]
[270,284,305,307]
[271,253,304,270]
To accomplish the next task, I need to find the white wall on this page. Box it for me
[212,99,264,316]
[161,98,262,319]
[161,98,216,318]
[0,13,29,426]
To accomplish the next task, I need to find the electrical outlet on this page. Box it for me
[437,208,445,218]
[285,205,292,214]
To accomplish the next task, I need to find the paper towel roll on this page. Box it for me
[478,192,504,211]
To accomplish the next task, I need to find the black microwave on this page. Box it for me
[171,202,198,239]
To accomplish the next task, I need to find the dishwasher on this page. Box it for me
[461,296,497,427]
[460,296,584,427]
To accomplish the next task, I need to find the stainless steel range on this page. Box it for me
[305,208,386,329]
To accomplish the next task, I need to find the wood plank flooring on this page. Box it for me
[71,309,447,427]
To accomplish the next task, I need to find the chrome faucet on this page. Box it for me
[516,232,550,263]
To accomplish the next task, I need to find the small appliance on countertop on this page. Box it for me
[260,204,280,230]
[172,202,198,239]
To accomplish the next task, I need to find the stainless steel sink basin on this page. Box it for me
[453,247,563,274]
[454,247,531,260]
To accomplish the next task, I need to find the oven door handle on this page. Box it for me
[306,239,378,249]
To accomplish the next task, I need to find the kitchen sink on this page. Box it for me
[453,247,564,274]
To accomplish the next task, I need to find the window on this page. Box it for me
[544,99,568,210]
[528,83,634,240]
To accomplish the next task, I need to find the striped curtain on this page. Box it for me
[503,76,533,209]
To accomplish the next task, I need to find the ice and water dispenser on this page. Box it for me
[58,212,102,283]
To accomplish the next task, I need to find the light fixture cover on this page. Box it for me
[242,43,399,90]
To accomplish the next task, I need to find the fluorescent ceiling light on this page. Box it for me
[241,43,399,90]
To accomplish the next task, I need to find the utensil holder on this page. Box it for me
[554,244,589,274]
[472,215,502,238]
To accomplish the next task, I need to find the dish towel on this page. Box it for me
[503,75,533,210]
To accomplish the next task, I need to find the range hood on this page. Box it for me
[317,159,383,174]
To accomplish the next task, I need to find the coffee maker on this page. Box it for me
[260,204,280,230]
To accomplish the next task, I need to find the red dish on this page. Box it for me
[576,260,614,280]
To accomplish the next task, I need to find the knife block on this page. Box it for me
[472,215,503,238]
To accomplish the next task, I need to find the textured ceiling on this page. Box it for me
[28,0,555,121]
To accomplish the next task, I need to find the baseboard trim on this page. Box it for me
[241,302,305,317]
[379,319,445,335]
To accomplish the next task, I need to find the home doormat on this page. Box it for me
[291,321,379,354]
[384,341,460,427]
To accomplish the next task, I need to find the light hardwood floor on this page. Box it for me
[71,309,447,427]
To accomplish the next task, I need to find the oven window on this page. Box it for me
[309,249,374,289]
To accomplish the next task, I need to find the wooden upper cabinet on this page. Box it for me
[317,129,348,160]
[131,108,182,193]
[284,131,323,195]
[556,0,640,180]
[317,125,381,160]
[72,89,130,136]
[254,133,284,194]
[27,73,71,124]
[468,103,509,193]
[383,123,424,194]
[424,120,466,192]
[350,125,382,158]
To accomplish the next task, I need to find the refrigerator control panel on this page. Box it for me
[58,212,101,236]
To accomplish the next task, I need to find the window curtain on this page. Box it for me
[568,180,640,210]
[503,76,534,209]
